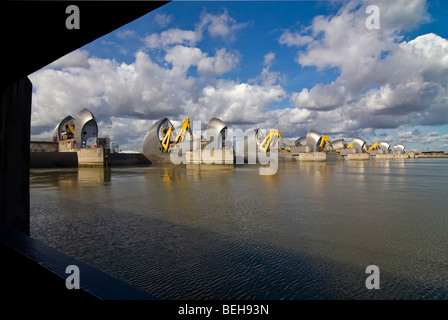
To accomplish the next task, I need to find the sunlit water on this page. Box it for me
[30,159,448,299]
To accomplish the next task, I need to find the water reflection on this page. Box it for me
[29,159,448,299]
[77,167,111,186]
[30,167,111,189]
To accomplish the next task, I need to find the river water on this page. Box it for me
[29,158,448,299]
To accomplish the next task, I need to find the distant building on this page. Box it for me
[416,151,445,155]
[111,142,120,153]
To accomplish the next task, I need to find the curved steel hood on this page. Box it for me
[52,115,74,142]
[306,130,322,152]
[74,108,98,149]
[352,137,367,151]
[142,117,175,154]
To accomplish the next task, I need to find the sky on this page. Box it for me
[29,0,448,152]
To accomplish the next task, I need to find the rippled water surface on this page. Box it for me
[30,159,448,299]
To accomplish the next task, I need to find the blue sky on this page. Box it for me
[29,0,448,151]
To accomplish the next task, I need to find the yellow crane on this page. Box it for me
[161,118,196,152]
[367,142,379,153]
[65,123,75,135]
[259,129,280,153]
[61,123,75,140]
[320,135,331,151]
[258,129,293,153]
[161,126,174,152]
[174,118,194,144]
[279,139,295,152]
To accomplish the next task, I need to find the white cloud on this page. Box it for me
[47,50,90,69]
[30,50,198,129]
[184,80,286,125]
[284,0,448,138]
[98,117,153,141]
[30,45,284,146]
[29,10,255,147]
[115,29,137,39]
[154,13,172,28]
[197,9,248,41]
[250,52,284,87]
[379,0,431,31]
[144,28,201,48]
[29,1,447,152]
[197,48,239,75]
[279,30,313,47]
[145,10,248,49]
[164,45,239,76]
[263,108,313,137]
[395,129,448,149]
[290,83,346,110]
[264,52,275,66]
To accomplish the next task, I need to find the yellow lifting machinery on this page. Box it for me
[174,118,194,144]
[161,118,196,152]
[367,142,379,153]
[319,135,331,151]
[258,129,293,153]
[161,126,174,152]
[61,123,75,140]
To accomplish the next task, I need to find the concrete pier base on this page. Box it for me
[346,153,370,160]
[295,152,344,162]
[374,153,410,160]
[186,150,234,165]
[296,152,327,162]
[394,154,410,159]
[77,148,110,167]
[374,154,395,160]
[278,152,296,162]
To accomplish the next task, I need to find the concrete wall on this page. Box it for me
[0,77,31,235]
[77,148,109,167]
[340,149,362,156]
[58,139,76,152]
[290,146,312,155]
[297,152,327,162]
[373,154,394,160]
[346,153,370,160]
[110,153,151,166]
[30,151,151,168]
[295,152,343,162]
[373,153,412,160]
[186,150,234,165]
[30,152,78,168]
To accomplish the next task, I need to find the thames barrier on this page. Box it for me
[30,109,447,169]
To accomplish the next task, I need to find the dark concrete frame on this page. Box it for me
[0,1,169,300]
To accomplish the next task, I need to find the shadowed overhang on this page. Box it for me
[1,0,169,87]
